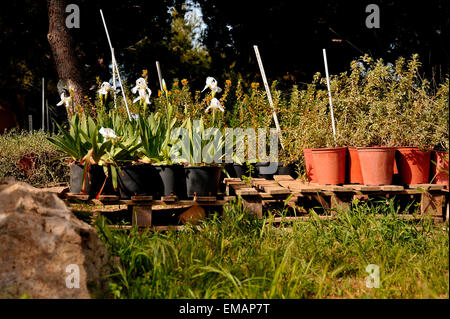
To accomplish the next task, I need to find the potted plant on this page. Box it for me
[429,79,449,187]
[137,81,187,199]
[48,114,111,196]
[178,116,225,197]
[98,113,147,199]
[301,88,347,185]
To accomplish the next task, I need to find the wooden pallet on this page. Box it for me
[62,176,448,230]
[63,191,237,228]
[225,175,448,221]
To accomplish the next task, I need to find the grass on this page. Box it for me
[94,198,449,299]
[0,129,68,186]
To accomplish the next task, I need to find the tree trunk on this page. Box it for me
[47,0,87,109]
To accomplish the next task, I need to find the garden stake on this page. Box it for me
[100,9,132,121]
[322,48,337,143]
[156,61,163,92]
[112,47,117,109]
[46,99,49,132]
[253,45,284,150]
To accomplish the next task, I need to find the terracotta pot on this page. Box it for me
[303,148,317,182]
[357,147,395,185]
[346,147,364,184]
[311,147,347,185]
[395,147,431,184]
[430,151,449,188]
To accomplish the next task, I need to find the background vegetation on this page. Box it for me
[0,130,68,185]
[1,0,448,129]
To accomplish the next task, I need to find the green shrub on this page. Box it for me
[0,130,69,186]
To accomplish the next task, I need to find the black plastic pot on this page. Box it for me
[154,164,187,199]
[255,162,298,179]
[255,162,278,179]
[277,162,298,178]
[69,163,107,196]
[117,164,157,199]
[224,162,252,178]
[185,166,222,197]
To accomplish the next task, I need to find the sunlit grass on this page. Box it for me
[95,199,449,299]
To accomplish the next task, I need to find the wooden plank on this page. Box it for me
[230,183,259,195]
[273,175,294,181]
[161,195,178,202]
[251,179,291,195]
[193,196,217,202]
[446,199,449,221]
[408,184,445,191]
[421,193,445,218]
[241,195,263,218]
[277,180,322,193]
[379,185,404,191]
[318,185,354,192]
[131,205,152,227]
[235,188,259,196]
[131,195,153,201]
[99,195,120,202]
[330,194,352,213]
[343,184,382,191]
[66,193,90,201]
[223,177,242,184]
[261,186,291,195]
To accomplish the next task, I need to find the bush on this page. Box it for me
[0,130,69,186]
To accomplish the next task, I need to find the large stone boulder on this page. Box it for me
[0,181,109,298]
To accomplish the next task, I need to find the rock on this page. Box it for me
[0,181,109,299]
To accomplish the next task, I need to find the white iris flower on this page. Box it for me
[202,77,222,94]
[205,97,224,113]
[98,82,111,97]
[131,77,152,105]
[56,90,72,108]
[99,127,117,143]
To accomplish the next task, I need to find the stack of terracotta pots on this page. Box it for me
[303,146,448,187]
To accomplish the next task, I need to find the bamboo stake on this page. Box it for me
[100,9,131,120]
[253,45,284,150]
[112,47,117,109]
[46,99,49,132]
[322,48,337,142]
[156,61,163,91]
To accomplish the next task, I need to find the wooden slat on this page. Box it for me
[407,184,445,191]
[277,180,321,193]
[273,175,295,181]
[161,195,178,202]
[99,195,120,202]
[262,186,291,195]
[193,196,217,202]
[379,185,404,191]
[235,188,259,196]
[66,193,90,201]
[318,185,354,192]
[131,195,153,201]
[223,177,242,184]
[343,184,382,191]
[251,179,291,195]
[230,183,259,195]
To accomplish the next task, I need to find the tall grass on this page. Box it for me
[0,130,68,185]
[95,199,449,299]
